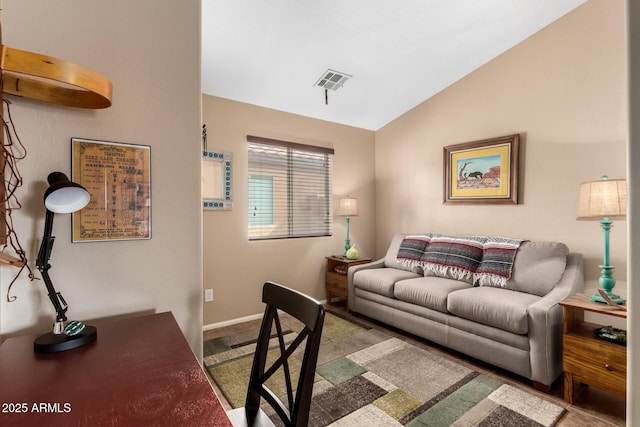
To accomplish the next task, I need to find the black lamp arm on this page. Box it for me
[36,209,68,324]
[36,210,54,270]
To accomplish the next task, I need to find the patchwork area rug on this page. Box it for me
[204,311,566,426]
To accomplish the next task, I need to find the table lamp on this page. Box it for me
[337,197,358,257]
[34,172,97,353]
[576,176,627,305]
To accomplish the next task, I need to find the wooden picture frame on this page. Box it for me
[443,134,520,205]
[71,138,151,241]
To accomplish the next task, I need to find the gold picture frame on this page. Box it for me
[71,138,151,241]
[443,134,520,205]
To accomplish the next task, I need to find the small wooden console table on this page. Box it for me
[0,312,231,426]
[559,294,627,404]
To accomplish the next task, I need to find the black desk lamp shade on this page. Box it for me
[34,172,97,353]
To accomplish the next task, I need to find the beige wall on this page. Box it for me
[376,0,627,297]
[202,96,375,325]
[0,0,204,354]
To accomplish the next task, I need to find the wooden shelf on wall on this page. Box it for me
[1,46,112,109]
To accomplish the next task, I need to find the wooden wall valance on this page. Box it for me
[1,46,112,109]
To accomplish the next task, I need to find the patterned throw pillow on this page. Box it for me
[421,234,486,283]
[474,237,524,287]
[396,234,432,271]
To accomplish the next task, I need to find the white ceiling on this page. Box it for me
[202,0,587,131]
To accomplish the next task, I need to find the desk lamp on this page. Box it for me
[34,172,97,353]
[577,176,627,305]
[337,197,358,257]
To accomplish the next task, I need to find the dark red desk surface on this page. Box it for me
[0,312,232,426]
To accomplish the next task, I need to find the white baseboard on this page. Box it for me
[202,299,329,332]
[202,313,263,331]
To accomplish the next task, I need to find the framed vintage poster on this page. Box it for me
[71,138,151,241]
[443,134,520,205]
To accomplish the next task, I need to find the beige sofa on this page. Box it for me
[347,233,584,390]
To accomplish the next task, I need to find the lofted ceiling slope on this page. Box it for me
[202,0,587,131]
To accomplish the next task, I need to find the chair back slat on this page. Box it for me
[262,282,324,331]
[245,281,325,427]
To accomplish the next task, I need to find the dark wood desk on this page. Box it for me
[0,312,232,426]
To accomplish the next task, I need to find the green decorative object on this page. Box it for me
[594,326,627,345]
[346,244,359,260]
[64,320,86,337]
[576,176,627,305]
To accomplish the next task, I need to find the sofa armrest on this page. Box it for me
[527,252,584,386]
[347,258,385,309]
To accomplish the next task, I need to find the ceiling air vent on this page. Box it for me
[315,69,352,91]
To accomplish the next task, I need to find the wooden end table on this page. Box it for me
[325,255,372,311]
[559,294,627,404]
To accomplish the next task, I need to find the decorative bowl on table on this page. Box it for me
[593,325,626,346]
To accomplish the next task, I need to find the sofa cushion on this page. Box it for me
[353,268,420,298]
[506,241,569,296]
[421,234,486,283]
[394,277,471,313]
[447,287,541,334]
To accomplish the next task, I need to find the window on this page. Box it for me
[247,135,334,240]
[248,175,273,226]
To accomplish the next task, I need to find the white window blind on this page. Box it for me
[247,135,334,240]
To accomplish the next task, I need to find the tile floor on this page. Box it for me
[203,301,626,426]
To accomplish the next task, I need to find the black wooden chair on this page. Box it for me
[227,281,325,427]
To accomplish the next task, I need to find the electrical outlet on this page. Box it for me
[204,289,214,302]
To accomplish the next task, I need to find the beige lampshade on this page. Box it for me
[337,197,358,216]
[577,177,627,220]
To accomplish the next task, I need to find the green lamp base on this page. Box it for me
[590,290,625,305]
